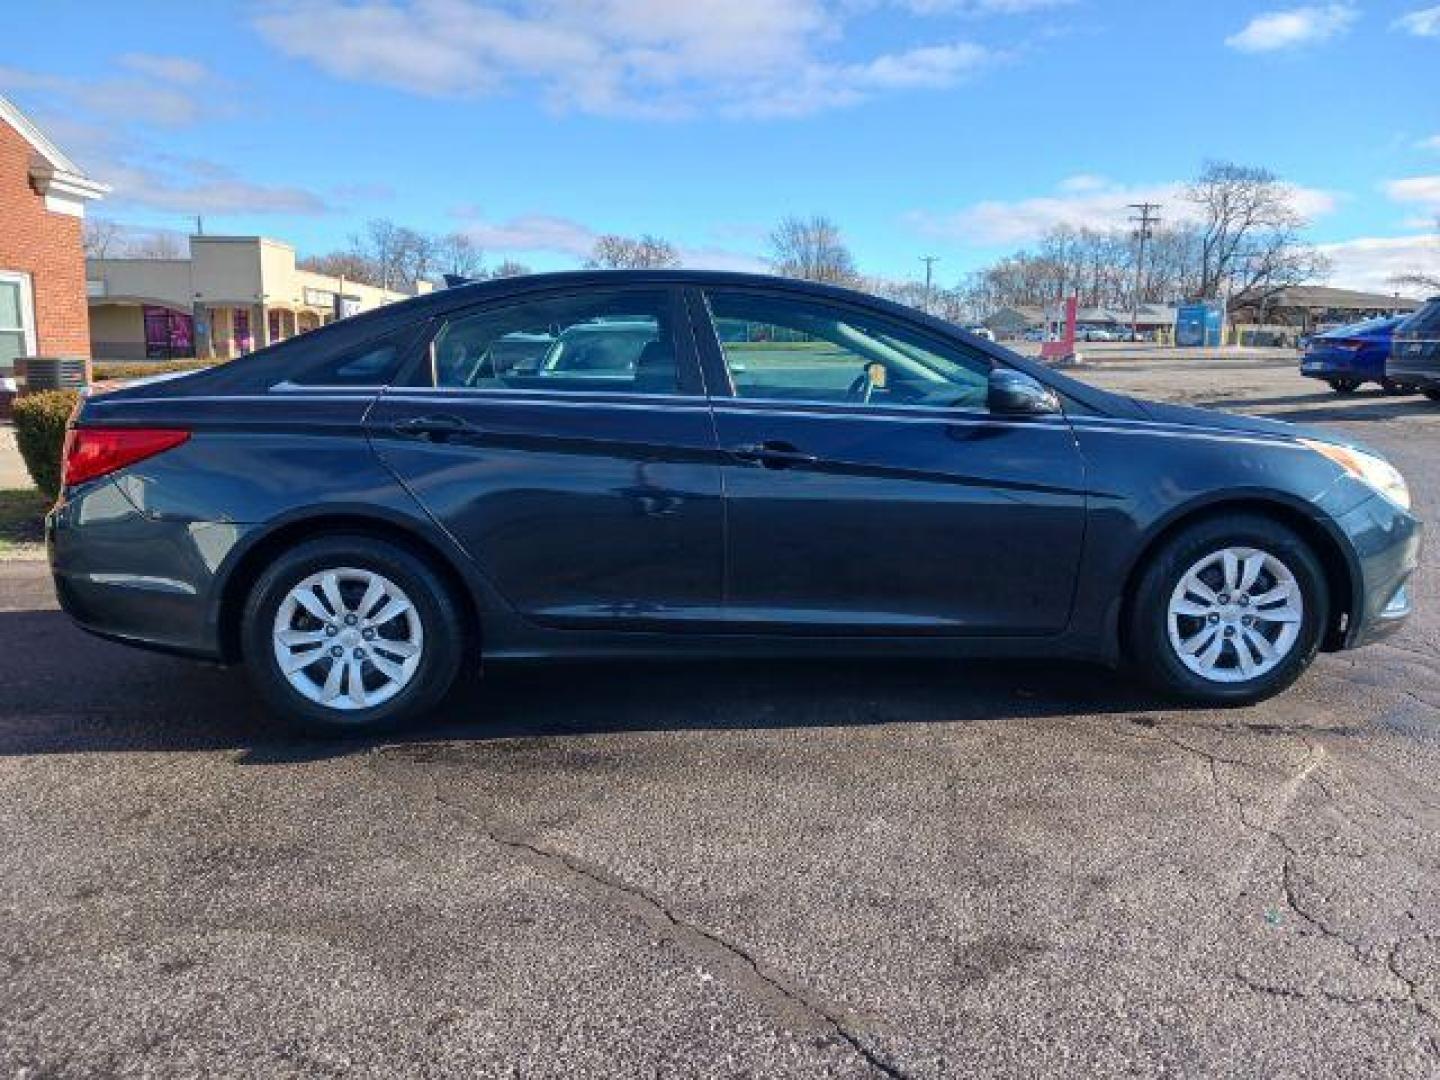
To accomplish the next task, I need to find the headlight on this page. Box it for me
[1300,439,1411,511]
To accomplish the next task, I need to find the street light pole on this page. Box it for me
[1128,203,1160,340]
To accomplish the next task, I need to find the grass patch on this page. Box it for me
[0,487,49,556]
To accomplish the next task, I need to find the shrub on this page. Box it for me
[12,389,80,498]
[92,359,212,382]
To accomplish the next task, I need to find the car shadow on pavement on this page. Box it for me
[1183,389,1438,423]
[0,608,1176,763]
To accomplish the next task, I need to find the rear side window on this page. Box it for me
[429,289,693,395]
[286,335,409,386]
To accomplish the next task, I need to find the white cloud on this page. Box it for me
[1394,5,1440,36]
[1317,233,1440,294]
[1385,175,1440,214]
[118,54,210,85]
[908,175,1338,246]
[0,60,211,128]
[1416,135,1440,152]
[450,207,765,269]
[253,0,997,117]
[1225,4,1357,52]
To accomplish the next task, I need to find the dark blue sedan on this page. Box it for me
[46,271,1422,735]
[1299,316,1416,394]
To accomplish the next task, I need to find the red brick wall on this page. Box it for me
[0,120,91,357]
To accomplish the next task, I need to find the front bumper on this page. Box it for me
[47,478,252,660]
[1333,492,1423,649]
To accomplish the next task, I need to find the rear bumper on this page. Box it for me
[1334,493,1423,649]
[47,478,251,660]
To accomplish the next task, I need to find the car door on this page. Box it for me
[688,286,1088,636]
[368,286,725,632]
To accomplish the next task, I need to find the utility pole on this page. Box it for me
[920,255,939,314]
[1127,203,1160,341]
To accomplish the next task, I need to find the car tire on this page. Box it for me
[1127,514,1328,706]
[1381,379,1416,395]
[1426,389,1440,402]
[241,534,465,736]
[1327,378,1361,394]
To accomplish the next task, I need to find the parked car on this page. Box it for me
[1299,315,1417,394]
[49,271,1420,735]
[1078,325,1117,342]
[965,326,997,342]
[1387,296,1440,402]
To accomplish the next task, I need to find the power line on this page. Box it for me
[1127,203,1161,340]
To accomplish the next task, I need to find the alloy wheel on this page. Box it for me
[271,567,424,710]
[1166,546,1304,683]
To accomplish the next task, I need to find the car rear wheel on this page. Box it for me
[1381,379,1417,395]
[1327,378,1361,394]
[1128,515,1328,705]
[241,535,464,736]
[1426,389,1440,402]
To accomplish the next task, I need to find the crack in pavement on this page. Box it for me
[369,753,912,1079]
[1116,718,1440,1037]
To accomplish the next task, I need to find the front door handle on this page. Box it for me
[391,414,481,441]
[730,441,819,469]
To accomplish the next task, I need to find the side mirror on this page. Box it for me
[988,368,1060,416]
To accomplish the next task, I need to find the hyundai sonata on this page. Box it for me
[48,271,1421,734]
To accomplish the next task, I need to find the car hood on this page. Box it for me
[1127,396,1380,454]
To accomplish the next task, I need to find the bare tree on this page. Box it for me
[1187,161,1328,301]
[298,250,382,286]
[584,233,681,270]
[84,217,124,260]
[436,232,485,279]
[127,231,185,259]
[767,215,857,285]
[488,259,532,279]
[1388,218,1440,294]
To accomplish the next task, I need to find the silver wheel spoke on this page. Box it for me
[368,596,413,627]
[1236,553,1263,595]
[357,576,386,621]
[292,587,331,622]
[281,645,326,674]
[369,652,406,681]
[1183,574,1219,605]
[372,638,420,659]
[346,660,367,706]
[277,628,327,648]
[1196,633,1225,672]
[1182,625,1219,656]
[1254,605,1302,625]
[320,658,345,701]
[1172,599,1213,618]
[272,567,425,712]
[1244,627,1277,662]
[1233,634,1256,677]
[1221,550,1240,592]
[319,572,346,617]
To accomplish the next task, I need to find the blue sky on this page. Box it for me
[5,0,1439,291]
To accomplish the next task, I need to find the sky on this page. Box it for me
[4,0,1438,293]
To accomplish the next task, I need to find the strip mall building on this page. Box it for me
[87,237,430,361]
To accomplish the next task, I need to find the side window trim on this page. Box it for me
[406,285,706,398]
[687,285,995,411]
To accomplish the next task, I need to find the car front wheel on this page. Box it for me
[241,535,464,736]
[1327,378,1361,393]
[1128,515,1328,705]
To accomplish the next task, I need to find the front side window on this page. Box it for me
[431,290,687,395]
[704,290,992,409]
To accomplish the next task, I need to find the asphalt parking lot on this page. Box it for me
[3,354,1440,1078]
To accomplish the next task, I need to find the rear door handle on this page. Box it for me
[730,441,819,468]
[391,414,482,440]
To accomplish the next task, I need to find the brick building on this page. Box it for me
[0,94,107,399]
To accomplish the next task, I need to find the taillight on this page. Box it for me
[61,427,190,488]
[1331,339,1365,352]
